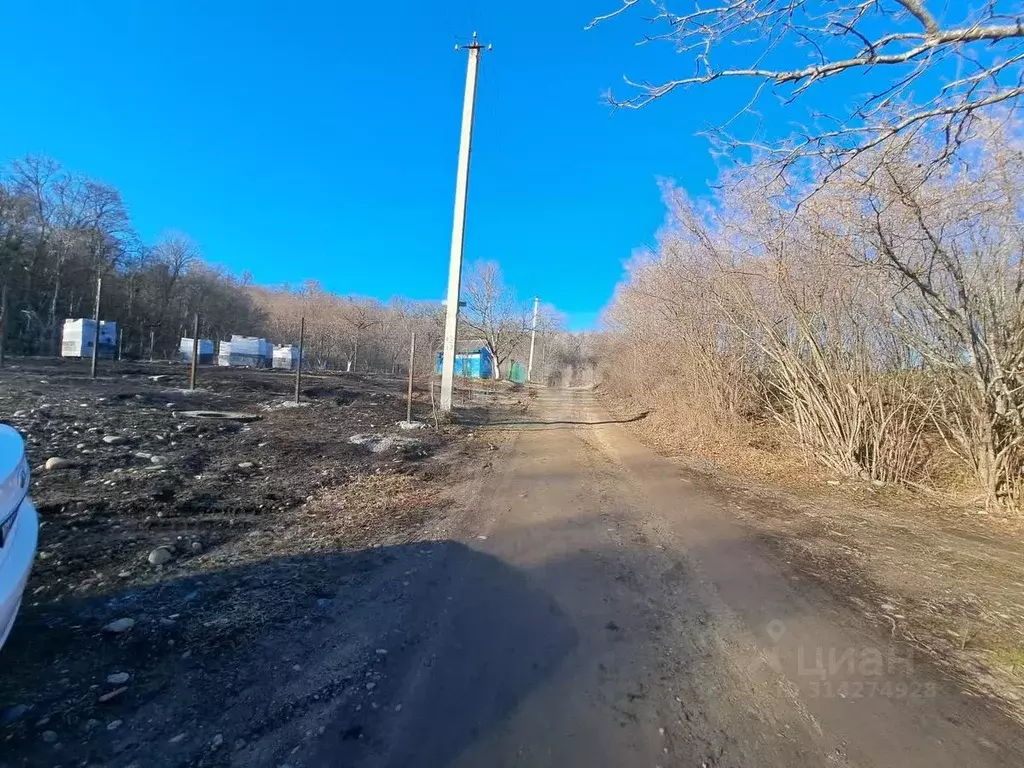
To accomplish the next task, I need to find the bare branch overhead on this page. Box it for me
[588,0,1024,169]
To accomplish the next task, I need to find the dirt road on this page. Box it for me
[5,381,1022,766]
[311,387,1024,768]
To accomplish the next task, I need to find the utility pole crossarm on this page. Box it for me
[440,32,489,412]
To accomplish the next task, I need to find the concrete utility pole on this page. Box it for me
[440,33,488,412]
[527,295,540,383]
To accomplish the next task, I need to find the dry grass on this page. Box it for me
[990,648,1024,677]
[613,393,825,488]
[605,391,1024,720]
[297,471,446,548]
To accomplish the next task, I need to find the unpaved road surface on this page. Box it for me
[314,387,1023,767]
[5,384,1023,766]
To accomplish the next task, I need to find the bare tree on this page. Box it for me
[588,0,1024,170]
[0,153,568,387]
[0,155,263,358]
[847,124,1024,504]
[462,261,531,380]
[598,121,1024,509]
[341,299,380,371]
[146,232,198,331]
[539,330,600,388]
[378,299,445,374]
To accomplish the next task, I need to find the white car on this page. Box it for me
[0,425,39,649]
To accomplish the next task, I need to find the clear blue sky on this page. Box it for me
[1,1,756,330]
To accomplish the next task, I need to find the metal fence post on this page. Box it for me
[406,332,416,423]
[189,314,199,390]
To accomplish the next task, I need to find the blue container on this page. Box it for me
[436,347,494,379]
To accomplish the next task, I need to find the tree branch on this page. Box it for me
[589,0,1024,170]
[893,0,939,36]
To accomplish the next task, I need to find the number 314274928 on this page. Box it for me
[808,681,937,699]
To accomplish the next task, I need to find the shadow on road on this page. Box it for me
[0,540,577,768]
[6,508,1022,768]
[484,410,651,428]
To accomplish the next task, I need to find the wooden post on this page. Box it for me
[294,316,305,403]
[406,332,416,423]
[0,283,7,368]
[90,277,102,379]
[189,314,200,390]
[149,329,155,362]
[117,327,124,361]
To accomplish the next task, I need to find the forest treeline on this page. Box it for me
[600,124,1024,510]
[0,155,447,372]
[0,155,594,382]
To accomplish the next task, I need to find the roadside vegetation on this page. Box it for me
[593,0,1024,513]
[601,125,1024,510]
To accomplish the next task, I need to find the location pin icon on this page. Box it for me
[766,620,786,643]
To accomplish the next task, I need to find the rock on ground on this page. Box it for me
[148,547,174,566]
[44,457,77,471]
[98,686,128,703]
[348,433,420,454]
[102,618,136,634]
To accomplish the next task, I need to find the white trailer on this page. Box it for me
[179,338,214,364]
[61,319,117,359]
[272,344,299,371]
[218,335,271,368]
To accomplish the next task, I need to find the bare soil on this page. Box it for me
[3,372,1022,767]
[0,359,512,767]
[327,387,1023,767]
